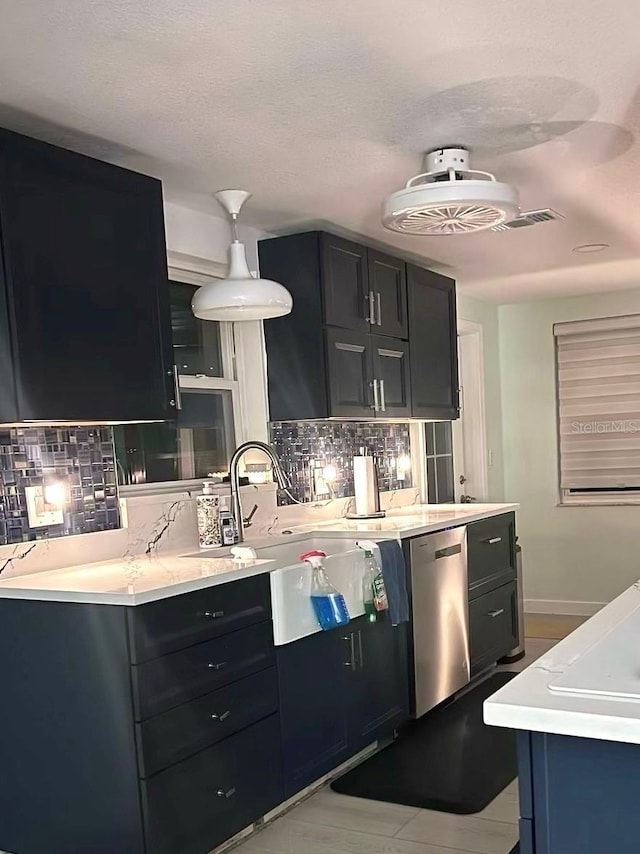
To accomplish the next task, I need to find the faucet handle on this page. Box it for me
[243,503,259,528]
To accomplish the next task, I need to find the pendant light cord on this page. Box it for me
[230,212,240,243]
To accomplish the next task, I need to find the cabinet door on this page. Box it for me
[348,616,409,752]
[367,250,408,338]
[321,234,370,332]
[325,328,374,418]
[0,129,172,422]
[467,512,517,601]
[469,582,518,676]
[371,335,411,417]
[277,629,350,798]
[407,264,459,420]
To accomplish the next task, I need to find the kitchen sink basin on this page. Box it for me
[249,536,358,565]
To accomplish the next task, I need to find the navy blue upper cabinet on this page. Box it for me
[0,128,173,423]
[259,230,453,423]
[407,265,459,420]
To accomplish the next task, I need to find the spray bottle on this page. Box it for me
[357,541,389,622]
[300,550,350,631]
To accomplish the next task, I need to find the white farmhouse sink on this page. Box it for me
[187,535,367,645]
[268,544,366,645]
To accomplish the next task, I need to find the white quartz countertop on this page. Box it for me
[292,503,518,538]
[484,581,640,746]
[0,502,517,606]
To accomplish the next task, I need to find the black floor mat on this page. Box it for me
[331,672,517,815]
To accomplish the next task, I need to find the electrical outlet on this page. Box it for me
[313,469,330,498]
[25,485,65,528]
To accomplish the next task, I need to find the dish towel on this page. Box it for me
[376,539,409,625]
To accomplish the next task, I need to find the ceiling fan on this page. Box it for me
[382,147,520,235]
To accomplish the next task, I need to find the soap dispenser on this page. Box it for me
[197,481,221,549]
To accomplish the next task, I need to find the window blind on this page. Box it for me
[555,315,640,492]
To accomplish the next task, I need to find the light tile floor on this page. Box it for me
[231,635,559,854]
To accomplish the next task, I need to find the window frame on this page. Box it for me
[555,313,640,507]
[119,250,269,496]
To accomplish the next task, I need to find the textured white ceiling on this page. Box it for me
[1,0,640,302]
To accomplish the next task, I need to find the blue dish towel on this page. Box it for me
[376,539,409,625]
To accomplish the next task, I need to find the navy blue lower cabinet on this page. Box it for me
[277,627,351,797]
[0,582,282,854]
[277,615,410,798]
[518,730,640,853]
[348,615,409,751]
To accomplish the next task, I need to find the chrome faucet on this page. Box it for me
[229,440,301,543]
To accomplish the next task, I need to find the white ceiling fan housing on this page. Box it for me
[382,148,520,235]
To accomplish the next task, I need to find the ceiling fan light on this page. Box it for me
[382,147,519,236]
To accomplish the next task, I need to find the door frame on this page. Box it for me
[452,319,489,502]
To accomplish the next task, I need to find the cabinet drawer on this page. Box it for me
[143,714,283,854]
[133,621,274,720]
[128,574,271,663]
[137,667,278,777]
[469,582,518,676]
[467,513,515,600]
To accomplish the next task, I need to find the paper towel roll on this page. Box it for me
[353,455,381,516]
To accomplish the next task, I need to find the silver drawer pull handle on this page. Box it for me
[211,710,231,722]
[484,537,502,545]
[376,292,382,326]
[207,661,227,670]
[488,608,505,618]
[203,610,225,619]
[217,787,236,799]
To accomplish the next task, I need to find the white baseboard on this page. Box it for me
[524,599,606,617]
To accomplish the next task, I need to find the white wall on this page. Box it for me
[499,288,640,611]
[457,294,504,502]
[164,201,270,269]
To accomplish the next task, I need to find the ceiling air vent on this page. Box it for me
[491,209,564,232]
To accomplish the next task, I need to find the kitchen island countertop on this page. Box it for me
[485,580,640,746]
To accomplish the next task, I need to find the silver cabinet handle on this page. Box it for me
[207,661,227,670]
[368,291,376,324]
[217,787,236,799]
[371,379,380,411]
[203,610,225,619]
[488,608,505,618]
[211,710,231,722]
[343,634,356,669]
[376,292,382,326]
[170,364,182,410]
[379,379,386,412]
[484,537,502,545]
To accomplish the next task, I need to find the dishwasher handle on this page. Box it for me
[434,543,463,560]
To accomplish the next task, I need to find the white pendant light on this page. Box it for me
[191,190,293,321]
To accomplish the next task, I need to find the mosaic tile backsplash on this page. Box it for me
[271,421,412,505]
[0,426,120,545]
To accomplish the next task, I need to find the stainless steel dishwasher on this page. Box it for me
[408,526,470,717]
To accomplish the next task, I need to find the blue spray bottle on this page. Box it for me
[301,549,350,631]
